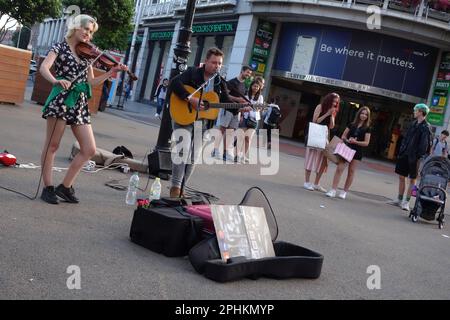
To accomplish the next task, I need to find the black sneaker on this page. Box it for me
[55,184,79,203]
[41,186,59,204]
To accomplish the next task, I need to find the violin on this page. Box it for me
[75,42,138,81]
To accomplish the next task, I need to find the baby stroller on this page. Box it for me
[409,156,450,229]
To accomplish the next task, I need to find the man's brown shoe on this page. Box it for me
[170,186,181,198]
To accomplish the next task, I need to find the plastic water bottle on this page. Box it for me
[149,177,161,202]
[125,172,140,205]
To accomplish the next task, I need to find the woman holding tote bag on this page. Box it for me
[326,106,371,199]
[304,93,340,192]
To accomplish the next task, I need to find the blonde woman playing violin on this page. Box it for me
[39,14,128,204]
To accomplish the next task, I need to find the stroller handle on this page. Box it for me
[418,185,447,202]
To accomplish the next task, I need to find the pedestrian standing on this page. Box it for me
[153,78,168,119]
[388,103,432,211]
[303,92,340,192]
[262,98,281,149]
[430,130,449,158]
[326,107,371,199]
[212,66,253,161]
[238,80,264,162]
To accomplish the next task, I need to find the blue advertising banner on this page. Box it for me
[274,23,438,100]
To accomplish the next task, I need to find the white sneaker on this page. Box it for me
[387,199,402,207]
[303,182,314,191]
[401,201,410,212]
[326,189,336,198]
[314,185,327,193]
[154,113,160,118]
[338,191,347,199]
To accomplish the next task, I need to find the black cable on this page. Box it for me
[0,120,58,200]
[138,150,152,192]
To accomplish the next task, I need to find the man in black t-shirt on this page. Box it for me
[212,65,253,160]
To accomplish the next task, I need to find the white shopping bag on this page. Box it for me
[306,122,328,150]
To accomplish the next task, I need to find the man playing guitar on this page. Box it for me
[169,47,251,198]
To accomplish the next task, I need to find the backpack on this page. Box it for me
[431,137,447,155]
[112,145,133,159]
[267,106,281,127]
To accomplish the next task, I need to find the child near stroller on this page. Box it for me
[410,156,450,229]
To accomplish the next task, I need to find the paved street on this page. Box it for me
[1,86,449,299]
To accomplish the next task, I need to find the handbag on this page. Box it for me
[245,117,258,129]
[306,122,328,150]
[334,142,356,162]
[324,136,342,164]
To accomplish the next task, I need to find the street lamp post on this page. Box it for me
[147,0,197,179]
[16,25,21,48]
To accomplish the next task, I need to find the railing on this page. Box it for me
[349,0,450,23]
[141,0,237,19]
[140,0,450,25]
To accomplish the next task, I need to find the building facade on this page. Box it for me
[129,0,450,159]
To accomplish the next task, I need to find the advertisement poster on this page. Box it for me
[249,20,276,77]
[274,23,438,100]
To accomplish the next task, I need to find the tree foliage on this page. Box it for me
[62,0,134,51]
[0,0,61,42]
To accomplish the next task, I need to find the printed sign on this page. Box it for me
[274,23,438,100]
[249,20,276,76]
[210,205,275,262]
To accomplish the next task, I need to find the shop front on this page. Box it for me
[138,21,237,103]
[268,22,439,159]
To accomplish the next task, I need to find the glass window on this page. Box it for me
[187,36,198,67]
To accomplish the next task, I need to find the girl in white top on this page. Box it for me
[238,80,264,163]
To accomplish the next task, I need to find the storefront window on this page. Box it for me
[199,36,216,64]
[187,37,198,67]
[144,43,163,100]
[221,36,234,78]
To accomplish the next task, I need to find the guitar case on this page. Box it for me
[188,187,324,282]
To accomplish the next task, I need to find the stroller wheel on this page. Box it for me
[411,215,418,223]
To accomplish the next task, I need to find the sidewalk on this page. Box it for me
[103,97,395,175]
[3,88,449,300]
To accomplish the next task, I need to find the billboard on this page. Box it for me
[249,20,276,76]
[274,23,438,101]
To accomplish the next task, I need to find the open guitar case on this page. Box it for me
[188,187,324,283]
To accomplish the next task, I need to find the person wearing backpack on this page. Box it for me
[430,130,449,158]
[263,98,281,149]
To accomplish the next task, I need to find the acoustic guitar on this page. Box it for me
[170,85,265,125]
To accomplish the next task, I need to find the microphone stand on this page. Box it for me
[178,73,218,198]
[186,72,220,102]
